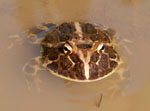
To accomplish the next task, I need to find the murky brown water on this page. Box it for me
[0,0,150,111]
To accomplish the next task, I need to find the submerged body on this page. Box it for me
[40,22,120,82]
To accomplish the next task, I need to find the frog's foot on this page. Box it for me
[101,55,132,99]
[22,56,45,92]
[7,23,56,50]
[7,34,24,50]
[106,38,133,98]
[107,70,132,99]
[103,28,133,57]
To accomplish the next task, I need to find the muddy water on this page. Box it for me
[0,0,150,111]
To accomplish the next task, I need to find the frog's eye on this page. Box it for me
[64,43,72,54]
[97,43,104,53]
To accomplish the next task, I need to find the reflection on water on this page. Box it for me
[0,0,150,111]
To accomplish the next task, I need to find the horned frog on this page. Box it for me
[8,22,130,97]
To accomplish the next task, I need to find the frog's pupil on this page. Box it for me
[64,47,69,51]
[101,45,105,50]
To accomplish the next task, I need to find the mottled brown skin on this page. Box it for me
[41,22,120,81]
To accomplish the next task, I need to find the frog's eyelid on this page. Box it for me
[64,44,72,51]
[98,44,103,50]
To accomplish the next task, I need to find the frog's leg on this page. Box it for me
[119,38,133,56]
[22,56,45,92]
[103,28,133,98]
[26,23,56,44]
[7,23,56,49]
[103,27,133,56]
[7,34,24,50]
[106,67,132,99]
[110,38,133,98]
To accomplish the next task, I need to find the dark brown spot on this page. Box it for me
[63,70,72,78]
[104,46,113,53]
[58,70,69,77]
[59,23,76,34]
[62,72,68,77]
[57,44,65,53]
[73,63,85,80]
[105,68,112,74]
[99,71,105,77]
[77,44,92,49]
[70,53,81,63]
[99,54,108,69]
[104,28,116,37]
[109,53,116,59]
[82,23,97,34]
[98,30,110,43]
[90,52,99,62]
[59,34,72,42]
[104,46,117,59]
[89,62,99,79]
[90,34,101,41]
[103,36,110,43]
[43,34,54,43]
[44,30,60,43]
[47,47,59,60]
[100,68,112,76]
[60,56,72,70]
[110,61,118,68]
[68,72,76,79]
[47,62,58,72]
[42,46,50,57]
